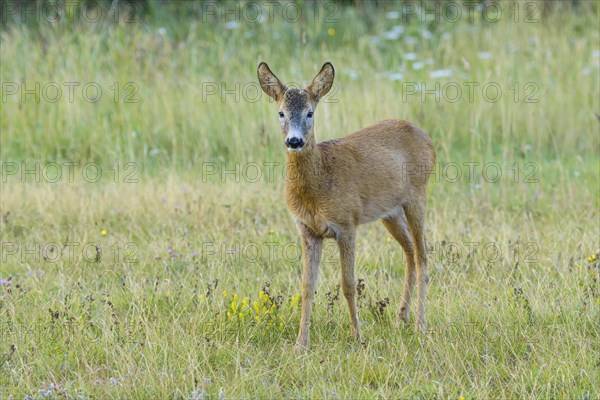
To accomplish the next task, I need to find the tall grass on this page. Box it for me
[1,1,598,167]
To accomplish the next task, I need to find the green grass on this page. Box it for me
[1,1,599,398]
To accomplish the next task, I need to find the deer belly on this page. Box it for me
[293,213,339,239]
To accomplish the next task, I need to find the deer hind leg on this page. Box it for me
[337,231,362,341]
[403,198,429,332]
[382,208,416,323]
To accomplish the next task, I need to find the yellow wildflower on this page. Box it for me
[101,229,107,236]
[327,28,336,36]
[291,294,301,308]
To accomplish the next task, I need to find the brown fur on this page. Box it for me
[258,62,436,350]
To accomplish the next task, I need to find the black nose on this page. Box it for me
[285,137,304,149]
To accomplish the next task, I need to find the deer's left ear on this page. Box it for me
[257,62,287,102]
[307,62,335,102]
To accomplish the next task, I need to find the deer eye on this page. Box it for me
[307,111,313,118]
[278,111,284,118]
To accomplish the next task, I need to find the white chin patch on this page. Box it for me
[287,147,303,153]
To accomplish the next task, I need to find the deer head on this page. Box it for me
[258,62,335,152]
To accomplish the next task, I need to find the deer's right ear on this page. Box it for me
[257,62,286,102]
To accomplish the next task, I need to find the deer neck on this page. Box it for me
[285,134,323,197]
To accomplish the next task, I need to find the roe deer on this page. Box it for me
[257,62,435,350]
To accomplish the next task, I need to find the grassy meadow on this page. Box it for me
[1,1,599,398]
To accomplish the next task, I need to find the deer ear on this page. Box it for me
[307,62,335,102]
[257,62,286,101]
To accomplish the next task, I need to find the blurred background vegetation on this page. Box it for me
[1,0,598,173]
[1,0,593,26]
